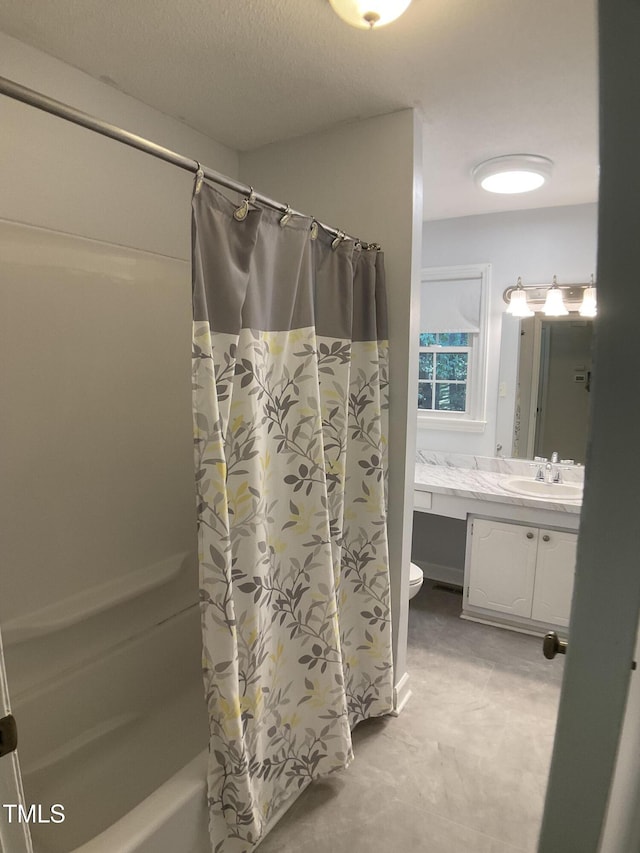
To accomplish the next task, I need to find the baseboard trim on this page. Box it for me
[391,671,412,716]
[460,610,568,639]
[415,560,463,587]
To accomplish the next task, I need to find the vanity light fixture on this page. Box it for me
[506,277,534,317]
[543,276,569,316]
[328,0,412,29]
[472,154,553,195]
[579,275,597,317]
[502,276,597,317]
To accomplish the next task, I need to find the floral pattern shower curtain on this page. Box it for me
[191,182,393,853]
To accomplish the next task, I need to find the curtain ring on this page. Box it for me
[331,230,345,251]
[279,204,292,227]
[310,220,319,240]
[194,163,204,195]
[233,186,255,221]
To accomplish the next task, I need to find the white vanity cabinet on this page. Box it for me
[466,519,538,617]
[464,516,577,633]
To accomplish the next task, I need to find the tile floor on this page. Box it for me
[258,580,564,853]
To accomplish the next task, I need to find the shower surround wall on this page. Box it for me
[0,32,238,850]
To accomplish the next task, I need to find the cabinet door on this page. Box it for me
[467,519,538,617]
[531,529,577,627]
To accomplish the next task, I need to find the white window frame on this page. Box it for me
[418,263,491,432]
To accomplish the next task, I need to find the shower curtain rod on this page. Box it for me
[0,75,365,245]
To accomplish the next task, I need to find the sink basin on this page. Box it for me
[501,476,583,501]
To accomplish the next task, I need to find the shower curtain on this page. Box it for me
[191,182,393,853]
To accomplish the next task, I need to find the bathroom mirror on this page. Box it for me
[508,315,594,463]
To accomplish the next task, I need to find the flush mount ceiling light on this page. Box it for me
[473,154,554,195]
[329,0,412,29]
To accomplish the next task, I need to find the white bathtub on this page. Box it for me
[12,605,210,853]
[67,744,309,853]
[7,554,309,853]
[72,751,210,853]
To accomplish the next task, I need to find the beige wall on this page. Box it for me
[241,110,423,695]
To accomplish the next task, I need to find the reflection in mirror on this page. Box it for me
[418,333,470,413]
[513,316,594,463]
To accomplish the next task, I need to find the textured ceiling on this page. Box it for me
[0,0,599,219]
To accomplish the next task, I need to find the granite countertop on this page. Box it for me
[414,452,583,515]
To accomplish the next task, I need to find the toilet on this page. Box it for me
[409,562,424,600]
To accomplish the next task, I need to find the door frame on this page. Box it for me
[537,1,640,850]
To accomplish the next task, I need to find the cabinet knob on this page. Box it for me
[542,534,550,542]
[526,531,534,539]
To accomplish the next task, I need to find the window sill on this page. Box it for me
[417,414,487,433]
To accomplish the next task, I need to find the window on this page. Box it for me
[418,332,471,413]
[418,265,490,431]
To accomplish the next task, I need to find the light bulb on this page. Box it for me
[543,284,569,316]
[579,286,597,317]
[329,0,412,29]
[507,288,534,317]
[480,170,545,194]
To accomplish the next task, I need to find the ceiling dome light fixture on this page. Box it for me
[329,0,412,29]
[473,154,554,195]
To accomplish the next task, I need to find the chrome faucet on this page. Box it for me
[549,451,563,482]
[541,452,563,483]
[533,452,563,484]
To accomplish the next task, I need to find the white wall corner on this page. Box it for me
[237,107,424,695]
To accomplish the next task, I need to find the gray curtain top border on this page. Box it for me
[0,75,378,248]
